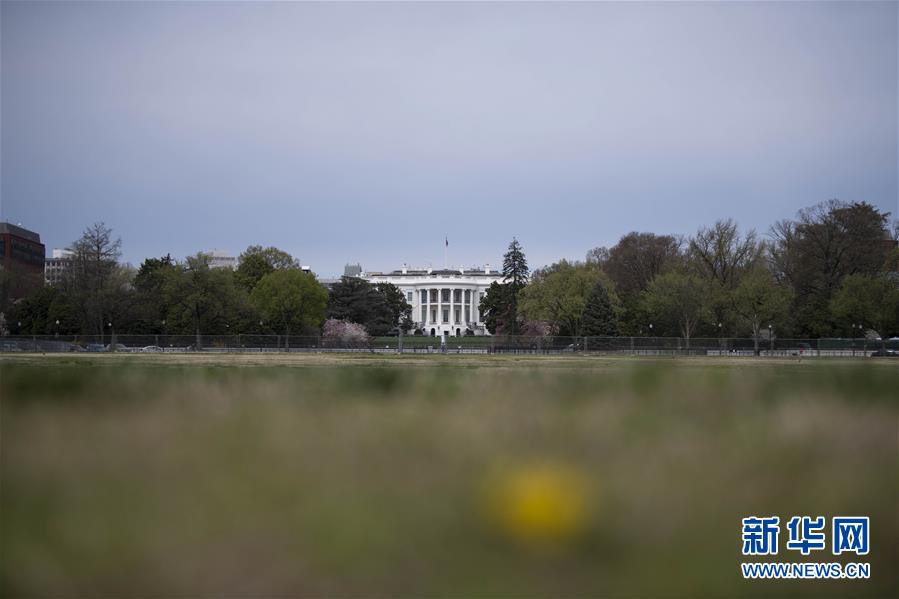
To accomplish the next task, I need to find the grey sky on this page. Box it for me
[2,1,896,276]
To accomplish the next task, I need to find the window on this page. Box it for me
[442,308,449,323]
[407,291,413,302]
[441,289,450,302]
[454,308,460,323]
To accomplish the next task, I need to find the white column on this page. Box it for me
[451,287,456,327]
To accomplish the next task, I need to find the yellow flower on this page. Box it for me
[484,461,591,547]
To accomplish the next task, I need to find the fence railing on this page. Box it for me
[0,334,894,357]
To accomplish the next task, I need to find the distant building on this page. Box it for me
[200,249,238,270]
[45,248,74,286]
[362,264,503,336]
[0,222,46,299]
[344,263,362,277]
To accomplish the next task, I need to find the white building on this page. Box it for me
[363,265,504,336]
[201,249,238,270]
[45,248,73,286]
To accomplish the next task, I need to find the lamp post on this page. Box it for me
[768,324,773,353]
[55,319,60,338]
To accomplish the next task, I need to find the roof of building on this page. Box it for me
[0,222,42,243]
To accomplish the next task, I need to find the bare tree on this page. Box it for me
[65,223,122,340]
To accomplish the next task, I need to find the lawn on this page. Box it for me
[1,354,896,597]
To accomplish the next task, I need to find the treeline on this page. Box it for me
[481,200,899,347]
[6,225,411,343]
[4,199,897,345]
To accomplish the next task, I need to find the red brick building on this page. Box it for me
[0,222,46,300]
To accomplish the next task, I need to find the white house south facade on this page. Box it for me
[362,266,504,336]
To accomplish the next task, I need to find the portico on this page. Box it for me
[362,267,503,336]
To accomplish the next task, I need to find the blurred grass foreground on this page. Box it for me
[1,354,897,597]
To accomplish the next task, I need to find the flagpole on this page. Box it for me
[444,236,447,270]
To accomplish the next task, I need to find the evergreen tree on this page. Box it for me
[489,238,529,335]
[581,280,619,337]
[502,237,529,290]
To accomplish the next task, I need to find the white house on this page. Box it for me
[362,266,504,336]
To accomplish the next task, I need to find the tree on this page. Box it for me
[65,222,122,339]
[687,219,763,335]
[236,245,299,291]
[581,279,619,337]
[163,254,243,347]
[480,238,530,335]
[518,261,608,337]
[374,283,413,332]
[322,319,370,348]
[601,232,683,299]
[503,237,529,290]
[830,274,899,350]
[250,270,328,345]
[771,200,891,336]
[327,277,394,336]
[688,220,763,288]
[641,272,708,347]
[131,255,178,333]
[733,267,792,355]
[479,281,513,335]
[597,232,683,333]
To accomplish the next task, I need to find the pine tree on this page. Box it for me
[582,280,618,337]
[498,238,529,335]
[502,237,529,290]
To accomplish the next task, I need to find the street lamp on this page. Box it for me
[55,319,60,338]
[768,324,774,352]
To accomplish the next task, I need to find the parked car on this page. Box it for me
[140,345,164,353]
[105,343,131,352]
[86,344,106,352]
[870,349,898,358]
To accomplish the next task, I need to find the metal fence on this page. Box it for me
[1,334,894,357]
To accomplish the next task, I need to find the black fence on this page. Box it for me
[1,334,895,357]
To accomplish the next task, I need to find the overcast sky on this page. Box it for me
[2,1,896,276]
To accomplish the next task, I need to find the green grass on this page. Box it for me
[1,354,897,597]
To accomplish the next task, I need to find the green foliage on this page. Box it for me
[502,237,529,290]
[327,277,395,336]
[250,270,328,336]
[479,281,513,335]
[641,271,709,344]
[235,245,299,292]
[163,254,249,345]
[581,279,619,337]
[374,283,413,332]
[771,200,891,336]
[733,267,792,351]
[518,261,607,337]
[594,232,683,334]
[830,274,899,342]
[478,238,531,335]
